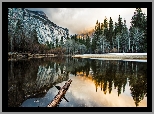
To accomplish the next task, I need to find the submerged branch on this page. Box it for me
[47,79,72,107]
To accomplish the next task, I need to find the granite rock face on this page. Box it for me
[8,8,69,45]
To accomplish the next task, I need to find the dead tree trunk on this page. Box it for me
[47,79,72,107]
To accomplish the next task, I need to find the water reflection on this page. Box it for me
[62,75,147,107]
[8,57,147,107]
[71,58,147,107]
[8,57,69,107]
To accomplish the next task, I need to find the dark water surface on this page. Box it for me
[8,57,147,107]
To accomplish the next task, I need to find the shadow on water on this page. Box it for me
[8,57,147,107]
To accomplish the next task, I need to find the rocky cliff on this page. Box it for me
[8,8,69,45]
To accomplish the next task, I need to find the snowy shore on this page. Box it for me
[89,58,147,62]
[72,53,147,60]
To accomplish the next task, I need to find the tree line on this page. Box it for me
[8,8,147,55]
[70,8,147,54]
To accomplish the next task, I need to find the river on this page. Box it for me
[8,57,147,107]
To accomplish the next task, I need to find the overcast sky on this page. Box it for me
[26,8,147,35]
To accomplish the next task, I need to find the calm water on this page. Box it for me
[8,57,147,107]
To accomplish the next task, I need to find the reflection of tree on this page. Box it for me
[66,57,88,75]
[69,58,147,107]
[91,60,97,74]
[113,61,127,96]
[56,58,147,107]
[51,58,147,107]
[8,57,147,107]
[129,62,147,107]
[105,61,117,94]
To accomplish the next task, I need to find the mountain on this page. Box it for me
[8,8,69,45]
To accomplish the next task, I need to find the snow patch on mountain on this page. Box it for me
[8,8,69,45]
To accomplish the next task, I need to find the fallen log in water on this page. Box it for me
[47,79,72,107]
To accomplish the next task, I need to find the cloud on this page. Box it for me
[26,8,147,35]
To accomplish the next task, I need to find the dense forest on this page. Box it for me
[69,8,147,54]
[8,8,147,55]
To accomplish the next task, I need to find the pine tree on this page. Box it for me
[108,17,114,49]
[116,15,123,52]
[121,19,129,52]
[129,8,147,52]
[103,17,109,53]
[117,15,123,34]
[103,17,108,39]
[85,34,91,53]
[100,22,104,53]
[92,20,103,53]
[60,36,64,48]
[131,8,145,29]
[113,22,117,50]
[56,38,58,48]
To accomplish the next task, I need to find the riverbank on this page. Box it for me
[72,53,147,60]
[8,52,74,61]
[8,52,147,61]
[8,52,56,61]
